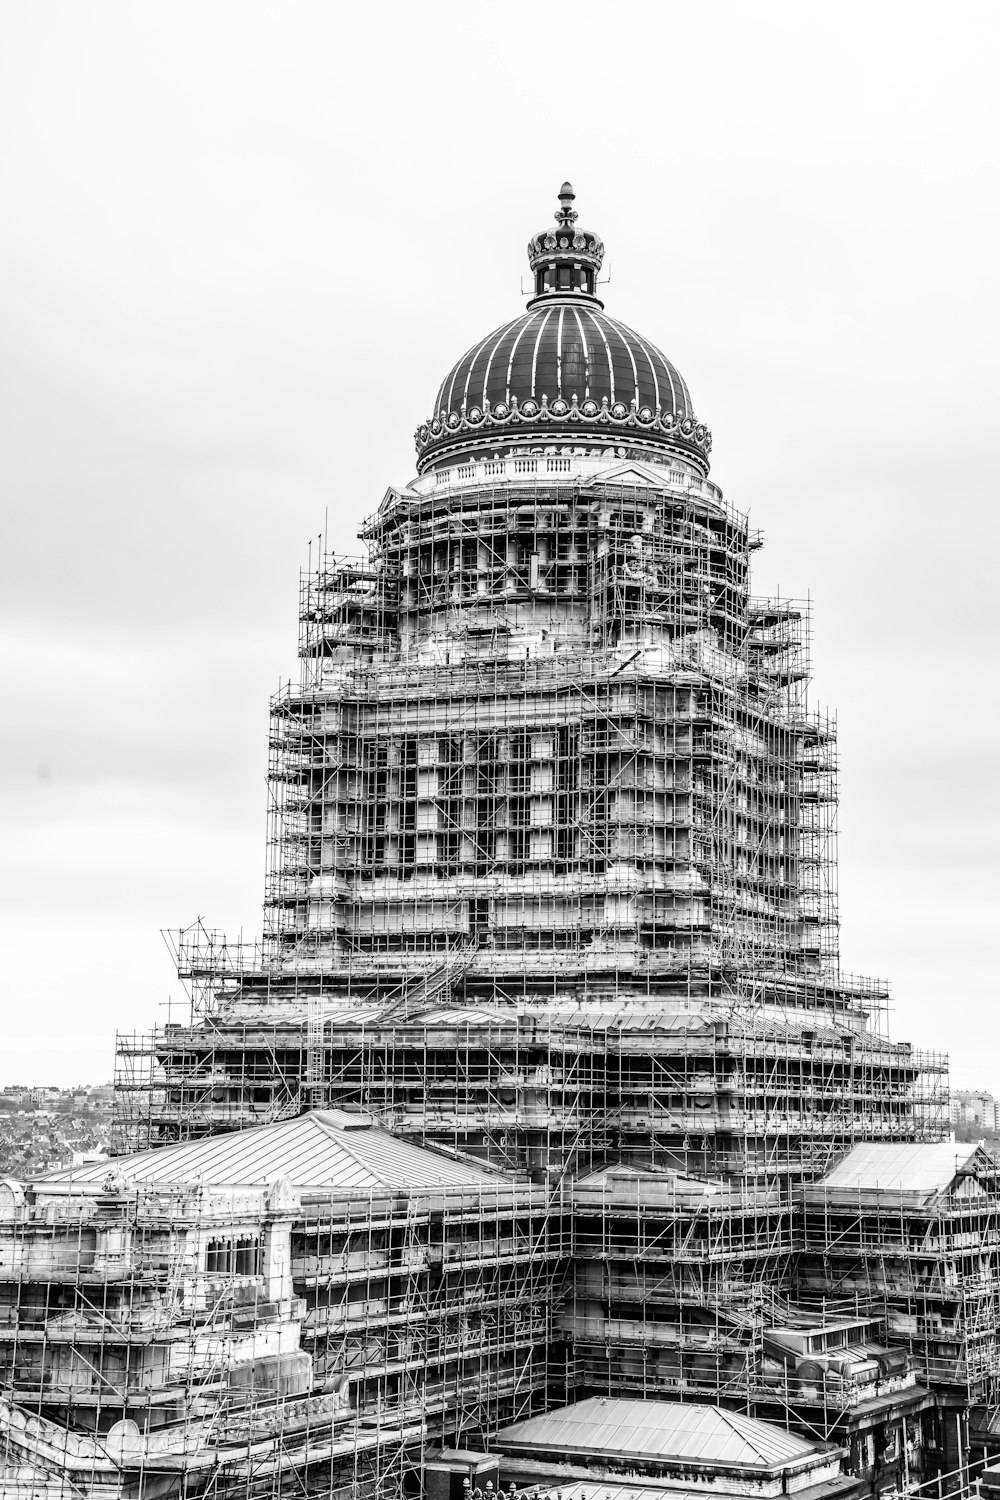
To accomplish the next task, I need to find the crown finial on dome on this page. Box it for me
[526,185,605,308]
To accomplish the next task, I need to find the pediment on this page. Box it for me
[582,461,664,488]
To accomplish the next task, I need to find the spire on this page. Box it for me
[526,183,605,308]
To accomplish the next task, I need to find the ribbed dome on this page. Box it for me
[433,305,694,423]
[415,185,711,476]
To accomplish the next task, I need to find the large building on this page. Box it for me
[117,185,947,1185]
[4,187,996,1498]
[951,1091,1000,1135]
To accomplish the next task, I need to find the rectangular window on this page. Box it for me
[234,1237,261,1276]
[206,1236,261,1276]
[206,1238,231,1275]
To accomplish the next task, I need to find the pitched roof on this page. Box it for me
[39,1111,505,1194]
[495,1397,822,1471]
[815,1142,981,1199]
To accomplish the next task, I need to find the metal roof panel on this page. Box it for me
[816,1142,980,1197]
[496,1398,820,1470]
[40,1112,505,1194]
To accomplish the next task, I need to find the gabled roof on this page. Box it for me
[39,1111,506,1194]
[495,1397,823,1472]
[814,1141,983,1200]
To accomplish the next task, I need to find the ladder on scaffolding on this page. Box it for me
[378,937,481,1024]
[300,995,327,1109]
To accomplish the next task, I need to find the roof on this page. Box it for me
[568,1167,783,1212]
[513,1488,747,1500]
[815,1142,982,1199]
[326,1004,721,1035]
[414,254,712,478]
[495,1398,822,1471]
[432,306,693,425]
[39,1111,506,1194]
[573,1165,728,1192]
[499,1486,842,1500]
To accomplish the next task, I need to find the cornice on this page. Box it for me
[415,392,712,475]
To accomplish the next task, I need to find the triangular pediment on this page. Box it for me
[582,461,663,488]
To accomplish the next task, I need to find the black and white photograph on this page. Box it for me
[1,4,998,1496]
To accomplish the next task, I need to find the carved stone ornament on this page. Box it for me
[415,396,712,468]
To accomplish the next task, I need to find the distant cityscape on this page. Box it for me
[952,1089,1000,1139]
[0,1082,114,1177]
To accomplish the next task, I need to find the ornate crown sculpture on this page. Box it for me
[526,180,606,297]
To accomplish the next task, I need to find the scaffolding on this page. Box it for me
[95,447,967,1496]
[115,1005,948,1184]
[799,1146,1000,1412]
[553,1163,943,1482]
[116,467,948,1185]
[562,1170,793,1405]
[261,477,832,974]
[0,1161,561,1497]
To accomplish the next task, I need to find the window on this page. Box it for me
[206,1237,229,1275]
[205,1235,262,1277]
[234,1237,260,1276]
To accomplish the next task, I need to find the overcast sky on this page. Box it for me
[1,2,998,1091]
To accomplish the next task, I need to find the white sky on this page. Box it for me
[1,2,998,1090]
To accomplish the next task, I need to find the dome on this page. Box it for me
[431,306,695,428]
[416,184,711,476]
